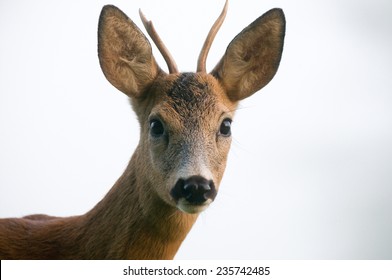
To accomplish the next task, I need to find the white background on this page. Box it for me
[0,0,391,259]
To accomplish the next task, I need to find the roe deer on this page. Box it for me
[0,0,285,259]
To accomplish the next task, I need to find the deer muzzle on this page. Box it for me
[170,175,217,214]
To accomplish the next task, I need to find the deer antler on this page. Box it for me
[197,0,228,73]
[139,9,179,74]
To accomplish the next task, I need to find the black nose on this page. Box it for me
[171,176,217,204]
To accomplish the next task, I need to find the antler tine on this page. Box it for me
[139,9,179,74]
[197,0,228,73]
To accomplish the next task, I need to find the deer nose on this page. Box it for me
[171,176,217,204]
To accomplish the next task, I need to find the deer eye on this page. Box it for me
[219,118,232,137]
[150,119,165,137]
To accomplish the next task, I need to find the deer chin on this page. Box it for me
[177,198,213,214]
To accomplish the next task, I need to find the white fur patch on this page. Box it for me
[177,198,212,214]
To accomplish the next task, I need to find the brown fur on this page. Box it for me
[0,4,285,259]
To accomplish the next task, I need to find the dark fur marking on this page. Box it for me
[167,73,216,122]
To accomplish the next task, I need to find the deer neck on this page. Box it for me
[82,146,198,259]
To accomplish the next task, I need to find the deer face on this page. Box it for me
[98,2,285,214]
[135,72,236,213]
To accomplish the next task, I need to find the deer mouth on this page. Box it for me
[176,199,213,214]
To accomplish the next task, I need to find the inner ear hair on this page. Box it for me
[98,5,161,98]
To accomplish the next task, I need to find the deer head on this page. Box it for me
[97,1,285,214]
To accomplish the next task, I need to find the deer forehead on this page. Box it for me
[148,72,235,130]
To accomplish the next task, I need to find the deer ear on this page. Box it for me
[98,5,161,98]
[211,8,285,101]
